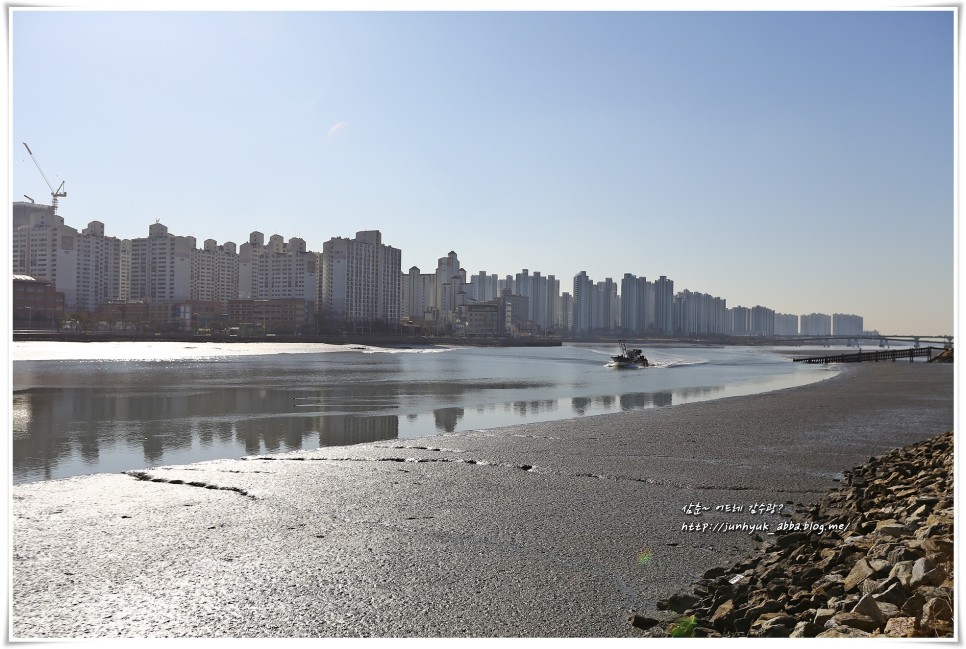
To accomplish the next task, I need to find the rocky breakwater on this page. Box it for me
[633,430,954,638]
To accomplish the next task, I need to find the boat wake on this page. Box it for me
[659,358,710,368]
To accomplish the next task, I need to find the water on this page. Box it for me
[11,341,839,484]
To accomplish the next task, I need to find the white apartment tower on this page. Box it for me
[435,251,466,317]
[239,231,319,307]
[572,271,593,334]
[11,202,79,310]
[322,230,401,323]
[401,266,436,321]
[128,222,193,302]
[75,221,125,312]
[801,313,832,336]
[192,239,239,302]
[654,275,674,335]
[833,313,864,336]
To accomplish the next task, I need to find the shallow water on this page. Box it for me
[11,341,838,483]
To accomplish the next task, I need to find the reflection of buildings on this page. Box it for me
[11,382,401,483]
[315,415,399,447]
[433,407,464,433]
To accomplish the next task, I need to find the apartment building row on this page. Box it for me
[11,202,864,336]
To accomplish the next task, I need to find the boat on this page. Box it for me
[610,340,649,368]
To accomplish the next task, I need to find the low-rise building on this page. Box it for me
[13,274,65,328]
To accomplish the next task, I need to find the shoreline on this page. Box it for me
[12,363,954,637]
[639,430,954,637]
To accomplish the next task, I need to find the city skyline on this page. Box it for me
[10,202,871,338]
[10,6,955,334]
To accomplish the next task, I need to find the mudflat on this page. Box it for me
[11,363,953,638]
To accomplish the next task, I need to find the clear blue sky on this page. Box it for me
[9,7,956,334]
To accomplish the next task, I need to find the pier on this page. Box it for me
[793,347,943,364]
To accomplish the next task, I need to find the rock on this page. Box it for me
[872,578,909,606]
[889,560,915,586]
[826,612,881,633]
[709,599,734,626]
[875,521,908,538]
[910,556,936,588]
[651,431,952,638]
[883,616,918,637]
[851,594,886,625]
[691,626,721,638]
[628,613,660,630]
[876,601,901,620]
[789,621,824,638]
[702,565,727,579]
[920,597,953,628]
[817,626,871,638]
[665,593,700,614]
[901,592,927,618]
[745,599,782,622]
[813,608,836,627]
[844,559,876,592]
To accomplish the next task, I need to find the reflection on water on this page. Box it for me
[12,342,834,483]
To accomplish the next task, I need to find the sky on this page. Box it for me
[8,4,957,335]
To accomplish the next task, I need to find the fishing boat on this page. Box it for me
[610,340,649,368]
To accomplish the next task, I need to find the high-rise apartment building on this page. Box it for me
[239,232,319,309]
[572,271,593,335]
[675,290,727,336]
[558,291,574,333]
[128,222,194,303]
[654,275,674,335]
[775,313,799,336]
[401,266,435,321]
[11,202,79,310]
[833,313,864,336]
[511,269,558,330]
[468,271,499,303]
[321,230,400,324]
[801,313,832,336]
[192,239,239,303]
[75,221,125,312]
[749,305,776,336]
[591,278,617,331]
[620,273,649,334]
[435,251,466,317]
[729,306,751,334]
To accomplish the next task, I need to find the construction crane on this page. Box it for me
[23,142,66,215]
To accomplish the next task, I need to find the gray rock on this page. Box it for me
[883,616,918,637]
[670,593,701,613]
[844,559,876,592]
[709,599,734,626]
[890,560,915,586]
[852,594,886,625]
[910,556,936,588]
[789,621,824,638]
[873,578,909,606]
[817,625,871,638]
[813,608,836,627]
[920,597,953,626]
[876,601,901,619]
[826,611,881,633]
[628,613,660,630]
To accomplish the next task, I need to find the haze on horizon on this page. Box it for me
[9,7,955,335]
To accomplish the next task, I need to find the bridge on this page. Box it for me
[793,346,943,364]
[775,334,953,349]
